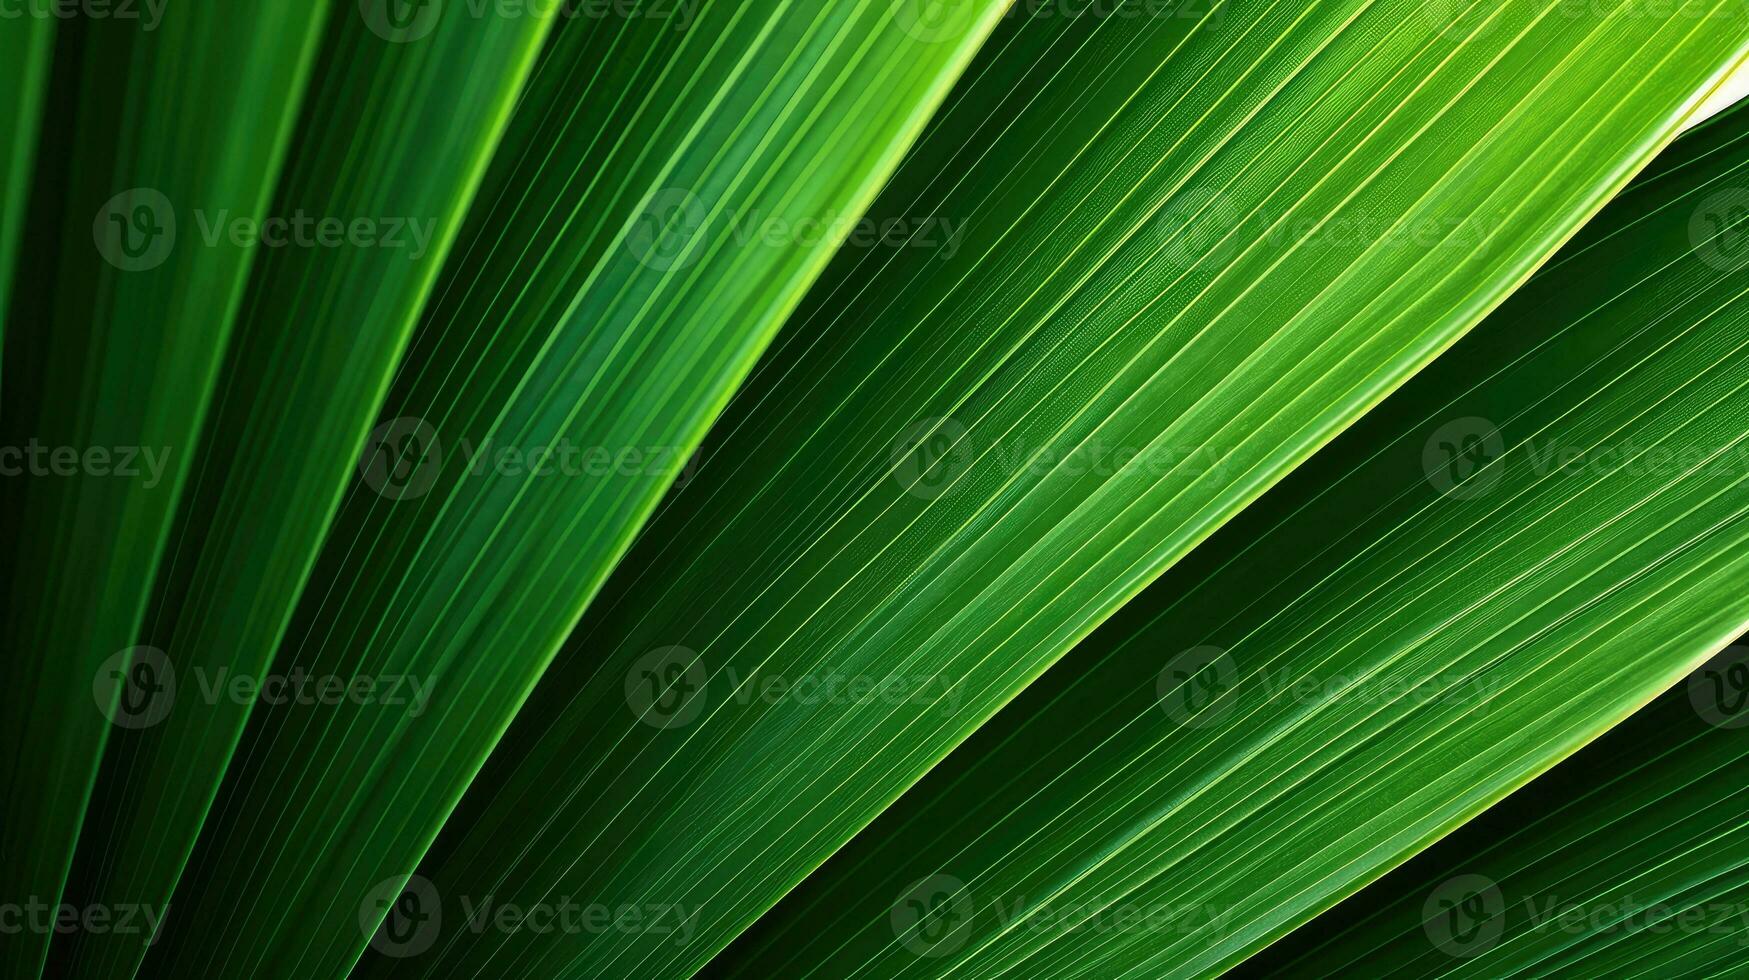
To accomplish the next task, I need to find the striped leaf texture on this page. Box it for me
[360,2,1749,978]
[708,92,1749,980]
[3,3,1749,980]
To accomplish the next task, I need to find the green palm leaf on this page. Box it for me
[0,7,333,974]
[0,15,52,362]
[117,3,1006,978]
[711,90,1749,980]
[46,7,564,980]
[363,3,1749,978]
[1251,638,1749,978]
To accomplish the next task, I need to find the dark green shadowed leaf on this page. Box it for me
[710,87,1749,980]
[379,2,1749,979]
[0,6,332,975]
[0,14,53,365]
[44,7,562,980]
[128,2,1008,978]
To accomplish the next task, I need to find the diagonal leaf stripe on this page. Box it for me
[1246,636,1749,978]
[0,14,52,371]
[0,6,333,975]
[44,6,567,980]
[126,3,1010,978]
[370,2,1749,978]
[711,91,1749,980]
